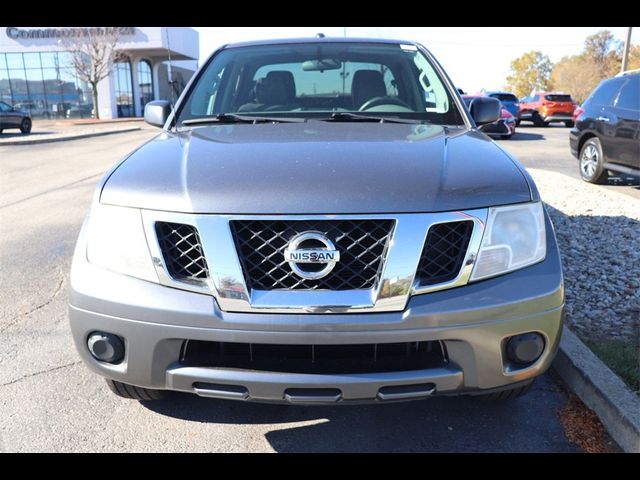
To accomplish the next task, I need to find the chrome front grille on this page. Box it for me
[155,222,209,282]
[416,220,474,287]
[143,210,487,313]
[230,219,394,290]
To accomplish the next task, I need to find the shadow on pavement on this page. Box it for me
[517,123,569,129]
[141,374,578,452]
[509,132,545,141]
[607,174,640,187]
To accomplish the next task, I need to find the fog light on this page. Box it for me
[506,332,544,365]
[87,332,124,364]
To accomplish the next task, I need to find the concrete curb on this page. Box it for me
[0,127,141,146]
[552,326,640,452]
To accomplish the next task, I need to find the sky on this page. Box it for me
[194,27,638,93]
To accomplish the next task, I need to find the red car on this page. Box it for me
[518,92,576,127]
[463,95,516,139]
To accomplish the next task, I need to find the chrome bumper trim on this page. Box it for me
[167,365,463,403]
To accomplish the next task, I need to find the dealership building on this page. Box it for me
[0,27,199,119]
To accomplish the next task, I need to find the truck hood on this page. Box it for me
[101,122,531,214]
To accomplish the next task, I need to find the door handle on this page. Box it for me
[596,116,610,122]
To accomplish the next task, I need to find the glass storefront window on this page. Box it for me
[23,53,42,70]
[0,51,95,119]
[6,53,24,70]
[138,59,154,111]
[114,59,134,118]
[21,68,48,118]
[8,68,28,104]
[40,52,58,69]
[0,54,12,104]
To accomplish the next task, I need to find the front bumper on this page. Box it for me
[542,113,574,122]
[69,215,564,404]
[569,128,580,158]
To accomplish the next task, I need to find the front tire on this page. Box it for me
[106,379,166,400]
[475,381,533,401]
[20,118,32,134]
[579,137,608,184]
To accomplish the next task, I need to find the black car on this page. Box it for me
[0,101,32,134]
[569,71,640,184]
[65,104,95,119]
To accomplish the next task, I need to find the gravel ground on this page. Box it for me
[528,169,640,341]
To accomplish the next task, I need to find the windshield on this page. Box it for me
[545,94,573,102]
[177,42,464,125]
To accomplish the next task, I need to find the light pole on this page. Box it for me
[621,27,633,74]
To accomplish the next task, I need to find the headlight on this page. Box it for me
[470,202,546,281]
[86,203,158,282]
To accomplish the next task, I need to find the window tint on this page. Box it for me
[587,78,624,106]
[615,76,639,111]
[0,101,12,112]
[490,93,518,102]
[545,94,572,102]
[532,95,540,102]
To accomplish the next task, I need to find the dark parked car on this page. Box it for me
[66,104,95,119]
[463,95,516,139]
[569,71,640,184]
[0,101,32,134]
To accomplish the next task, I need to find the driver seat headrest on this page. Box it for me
[352,70,387,109]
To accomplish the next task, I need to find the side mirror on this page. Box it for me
[144,100,172,128]
[469,97,501,125]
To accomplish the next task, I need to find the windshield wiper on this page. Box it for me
[182,113,306,125]
[317,112,425,124]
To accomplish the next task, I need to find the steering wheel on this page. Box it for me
[265,104,290,111]
[358,96,411,112]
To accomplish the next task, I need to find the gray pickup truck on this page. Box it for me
[69,37,563,404]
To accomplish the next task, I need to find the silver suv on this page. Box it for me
[69,37,563,404]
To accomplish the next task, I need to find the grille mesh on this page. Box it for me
[156,222,209,282]
[230,220,394,290]
[416,220,473,286]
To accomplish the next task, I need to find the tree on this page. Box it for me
[583,30,622,78]
[505,51,553,98]
[625,44,640,70]
[550,30,635,104]
[549,55,601,104]
[64,28,126,119]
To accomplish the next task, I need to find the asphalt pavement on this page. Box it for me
[500,124,640,200]
[0,125,613,452]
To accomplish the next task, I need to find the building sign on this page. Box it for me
[6,27,135,40]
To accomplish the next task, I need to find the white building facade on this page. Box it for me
[0,27,199,119]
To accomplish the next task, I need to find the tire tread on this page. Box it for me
[105,379,166,400]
